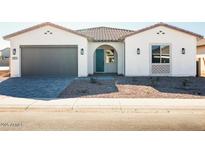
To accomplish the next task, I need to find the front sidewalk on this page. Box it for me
[0,97,205,112]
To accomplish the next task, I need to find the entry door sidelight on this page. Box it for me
[96,49,104,72]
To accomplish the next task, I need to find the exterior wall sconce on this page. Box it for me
[137,48,140,55]
[81,48,84,55]
[12,48,16,55]
[182,48,185,54]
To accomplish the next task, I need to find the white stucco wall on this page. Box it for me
[88,42,124,75]
[125,26,197,76]
[8,25,88,77]
[7,24,197,78]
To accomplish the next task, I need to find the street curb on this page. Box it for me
[1,107,205,113]
[0,98,205,112]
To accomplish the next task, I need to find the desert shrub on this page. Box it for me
[182,79,189,87]
[156,77,160,82]
[132,77,138,82]
[90,77,97,84]
[150,78,158,87]
[78,89,89,94]
[150,80,155,87]
[192,91,201,95]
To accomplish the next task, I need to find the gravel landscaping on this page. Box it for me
[59,76,205,98]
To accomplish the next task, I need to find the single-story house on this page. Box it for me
[3,22,203,77]
[197,38,205,76]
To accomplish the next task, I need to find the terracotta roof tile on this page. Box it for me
[3,22,203,42]
[3,22,91,40]
[77,26,135,42]
[121,22,203,39]
[197,38,205,46]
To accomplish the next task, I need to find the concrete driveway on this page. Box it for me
[0,77,74,98]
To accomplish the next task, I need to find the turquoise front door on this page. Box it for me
[96,49,104,72]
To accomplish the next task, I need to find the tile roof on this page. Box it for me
[3,22,203,42]
[3,22,91,40]
[77,26,135,42]
[197,38,205,46]
[121,22,203,39]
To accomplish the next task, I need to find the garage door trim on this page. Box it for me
[20,45,78,48]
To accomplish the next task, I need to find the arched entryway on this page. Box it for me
[94,45,118,73]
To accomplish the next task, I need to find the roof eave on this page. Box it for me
[90,40,123,42]
[3,22,92,40]
[121,22,203,40]
[197,44,205,47]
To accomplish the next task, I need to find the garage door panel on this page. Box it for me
[21,46,78,76]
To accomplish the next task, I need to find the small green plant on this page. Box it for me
[90,77,97,84]
[97,81,103,85]
[78,89,89,94]
[132,77,138,82]
[156,77,160,82]
[151,81,155,87]
[182,79,189,87]
[192,91,201,96]
[150,78,157,87]
[197,92,202,95]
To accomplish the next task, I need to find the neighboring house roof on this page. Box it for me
[77,26,135,42]
[121,22,203,39]
[3,22,91,40]
[197,38,205,47]
[0,47,10,57]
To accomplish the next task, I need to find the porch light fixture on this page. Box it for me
[81,48,84,55]
[182,48,185,54]
[137,48,140,55]
[12,48,16,55]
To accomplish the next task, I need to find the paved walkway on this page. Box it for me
[0,97,205,111]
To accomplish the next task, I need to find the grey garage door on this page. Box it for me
[21,46,78,76]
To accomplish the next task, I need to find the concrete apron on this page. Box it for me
[0,97,205,112]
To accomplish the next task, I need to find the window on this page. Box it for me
[152,45,170,64]
[105,49,115,63]
[152,45,160,63]
[161,45,170,63]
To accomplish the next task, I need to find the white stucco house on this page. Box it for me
[3,22,203,77]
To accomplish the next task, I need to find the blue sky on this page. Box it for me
[1,22,205,50]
